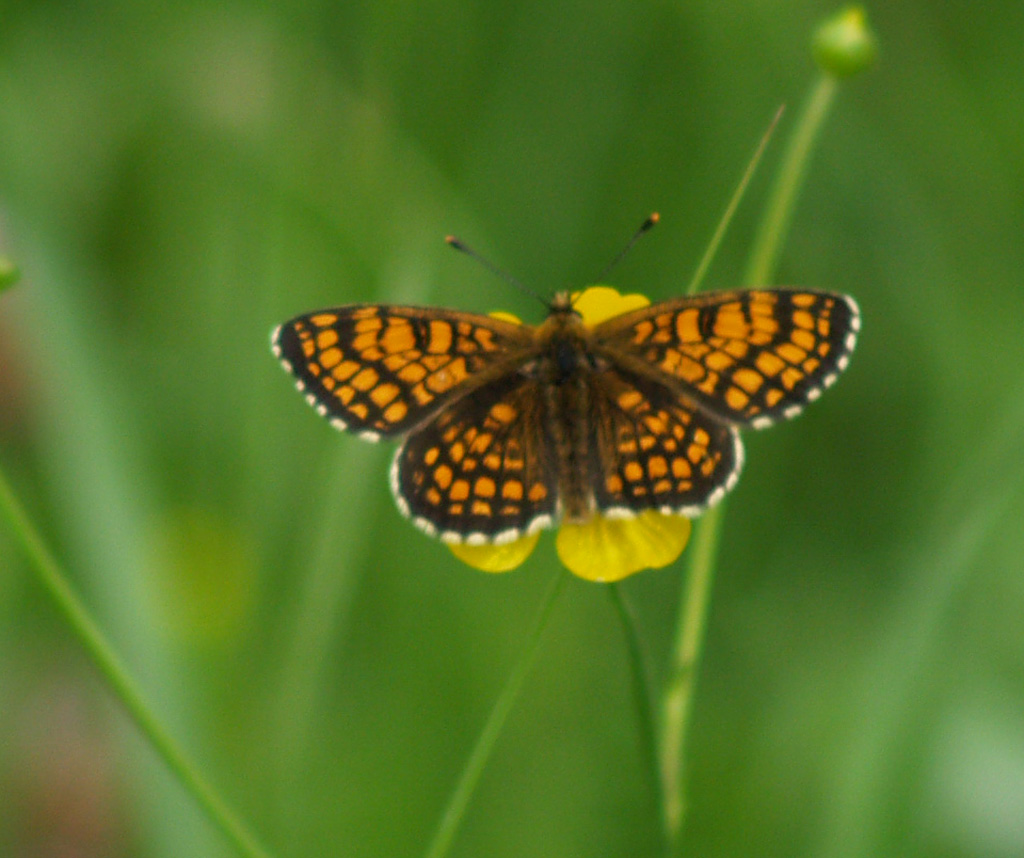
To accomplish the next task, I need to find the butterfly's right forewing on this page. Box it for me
[272,305,536,440]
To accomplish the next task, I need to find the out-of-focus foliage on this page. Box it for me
[1,2,1022,857]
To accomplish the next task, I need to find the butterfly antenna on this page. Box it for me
[593,212,660,285]
[445,235,549,309]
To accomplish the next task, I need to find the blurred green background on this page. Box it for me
[2,1,1023,856]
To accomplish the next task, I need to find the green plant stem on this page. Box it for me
[608,583,663,819]
[424,570,568,858]
[745,75,838,286]
[686,105,785,296]
[0,465,273,858]
[659,71,841,855]
[658,503,723,853]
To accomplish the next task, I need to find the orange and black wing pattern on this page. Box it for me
[391,372,558,543]
[591,289,859,429]
[272,305,535,440]
[586,367,743,518]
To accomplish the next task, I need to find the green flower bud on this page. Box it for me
[812,6,878,78]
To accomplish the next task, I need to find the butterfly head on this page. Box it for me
[549,290,582,319]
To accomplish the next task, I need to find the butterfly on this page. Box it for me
[271,286,859,545]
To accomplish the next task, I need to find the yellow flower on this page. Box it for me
[448,286,692,582]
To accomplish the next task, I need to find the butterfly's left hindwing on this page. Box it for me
[587,367,743,516]
[272,305,535,440]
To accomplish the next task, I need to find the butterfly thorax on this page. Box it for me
[529,299,599,383]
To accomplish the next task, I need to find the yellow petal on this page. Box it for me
[489,310,522,324]
[572,285,650,326]
[555,512,691,582]
[447,532,541,573]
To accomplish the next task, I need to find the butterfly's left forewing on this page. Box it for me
[592,289,859,428]
[272,305,536,440]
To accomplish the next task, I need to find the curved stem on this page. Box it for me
[687,105,785,296]
[0,465,273,858]
[658,504,723,853]
[423,570,568,858]
[660,70,841,854]
[608,583,664,822]
[745,75,838,287]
